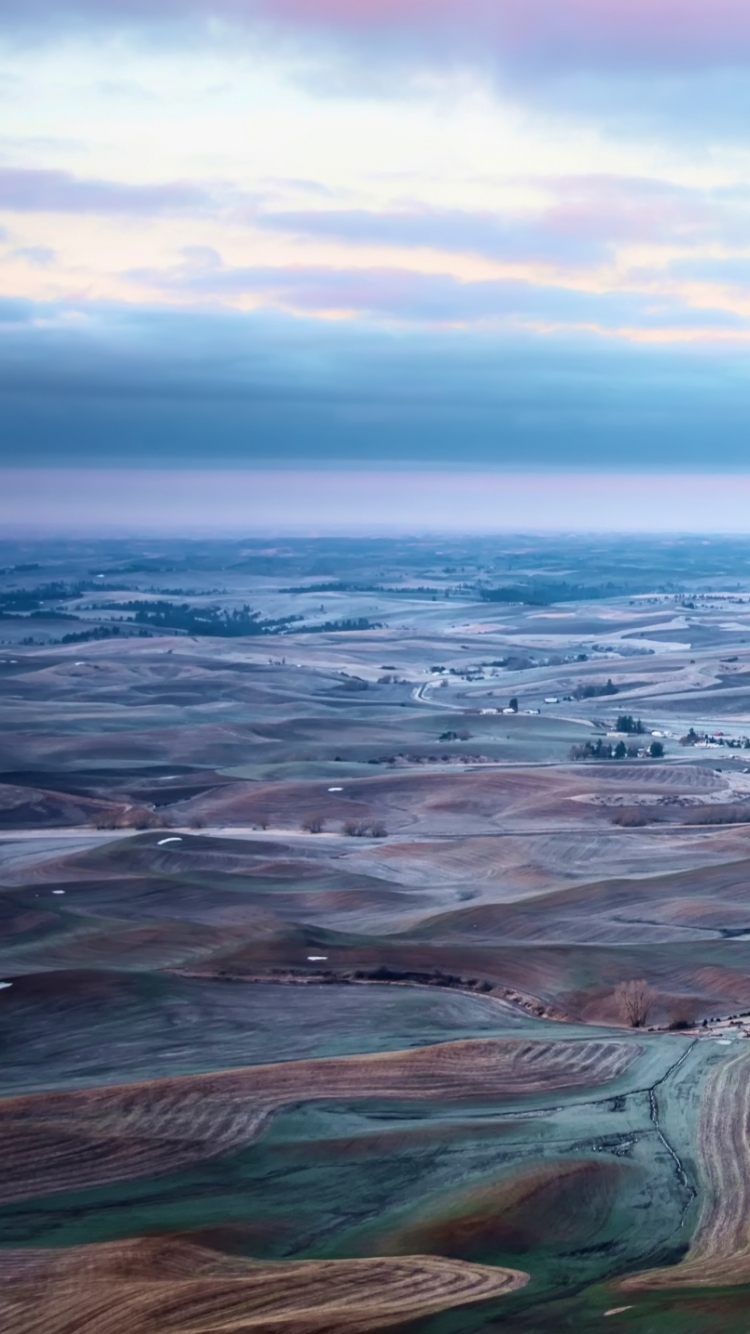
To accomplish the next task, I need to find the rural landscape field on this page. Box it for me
[4,533,750,1332]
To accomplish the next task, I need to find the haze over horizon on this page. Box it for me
[4,0,750,499]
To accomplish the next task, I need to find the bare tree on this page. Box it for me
[615,979,654,1028]
[342,818,386,838]
[301,814,325,833]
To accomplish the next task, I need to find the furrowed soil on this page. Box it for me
[8,536,750,1330]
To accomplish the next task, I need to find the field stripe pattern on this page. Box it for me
[622,1045,750,1288]
[0,1038,639,1203]
[0,1235,528,1334]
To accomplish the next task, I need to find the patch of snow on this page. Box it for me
[157,837,183,845]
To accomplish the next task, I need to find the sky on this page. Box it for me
[3,0,750,520]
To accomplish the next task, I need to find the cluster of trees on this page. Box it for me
[123,601,299,636]
[91,600,383,637]
[480,580,621,605]
[573,678,618,700]
[93,807,166,830]
[438,729,471,741]
[337,675,369,692]
[311,617,382,632]
[61,626,151,644]
[301,815,386,837]
[616,715,645,734]
[570,738,664,760]
[0,580,99,617]
[284,582,448,599]
[684,804,750,826]
[342,818,387,837]
[680,727,750,749]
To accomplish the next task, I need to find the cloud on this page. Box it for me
[4,1,750,144]
[11,244,56,264]
[4,1,750,73]
[668,256,750,286]
[0,296,38,322]
[129,251,747,336]
[0,168,211,214]
[255,205,609,266]
[255,177,741,264]
[3,297,750,470]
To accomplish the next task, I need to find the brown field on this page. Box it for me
[172,763,735,841]
[621,1045,750,1290]
[0,1037,638,1202]
[0,781,115,830]
[0,1234,528,1334]
[381,1158,626,1259]
[10,541,750,1327]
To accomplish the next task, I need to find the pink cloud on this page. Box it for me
[257,176,726,261]
[232,0,750,68]
[5,0,750,70]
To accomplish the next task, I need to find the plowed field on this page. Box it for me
[0,1037,638,1203]
[0,1234,528,1334]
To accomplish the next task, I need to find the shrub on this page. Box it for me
[612,807,649,827]
[93,807,165,831]
[667,998,695,1031]
[684,804,750,826]
[342,818,386,837]
[127,808,166,830]
[301,814,325,833]
[92,812,123,830]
